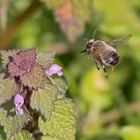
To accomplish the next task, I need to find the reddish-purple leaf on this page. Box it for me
[8,62,26,77]
[16,48,37,66]
[8,48,37,77]
[54,0,84,43]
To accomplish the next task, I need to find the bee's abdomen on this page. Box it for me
[109,53,119,65]
[103,52,119,66]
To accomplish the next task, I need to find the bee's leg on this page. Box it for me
[95,61,100,70]
[102,65,108,77]
[112,65,115,71]
[94,58,100,70]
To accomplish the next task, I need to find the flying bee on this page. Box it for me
[81,30,131,77]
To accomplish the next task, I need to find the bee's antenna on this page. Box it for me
[92,29,98,39]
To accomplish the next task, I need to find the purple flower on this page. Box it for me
[14,94,24,115]
[15,106,23,115]
[14,94,24,106]
[44,64,63,76]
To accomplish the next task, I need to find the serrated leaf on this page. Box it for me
[53,77,68,98]
[0,107,30,139]
[37,51,55,68]
[19,48,37,65]
[0,78,20,105]
[0,108,8,126]
[31,84,57,120]
[0,49,19,68]
[9,130,34,140]
[8,48,37,77]
[39,98,76,140]
[20,65,45,88]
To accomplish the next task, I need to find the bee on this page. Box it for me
[81,30,131,77]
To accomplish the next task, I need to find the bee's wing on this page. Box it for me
[107,34,132,47]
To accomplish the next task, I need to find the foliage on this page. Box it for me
[0,48,76,139]
[39,99,76,140]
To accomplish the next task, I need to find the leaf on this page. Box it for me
[18,48,37,65]
[0,108,8,126]
[20,65,45,88]
[42,135,58,140]
[4,107,30,139]
[0,49,19,68]
[53,77,68,98]
[0,126,6,140]
[54,0,77,43]
[31,84,57,120]
[39,98,76,140]
[9,130,34,140]
[37,51,55,68]
[8,48,37,77]
[0,77,20,105]
[0,107,30,139]
[54,0,92,43]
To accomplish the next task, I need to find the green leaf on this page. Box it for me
[0,78,20,105]
[31,84,57,120]
[0,49,19,68]
[39,98,76,140]
[37,51,55,68]
[0,126,6,140]
[41,135,58,140]
[53,77,68,98]
[9,130,34,140]
[0,107,30,139]
[0,108,8,126]
[119,125,140,140]
[20,65,45,88]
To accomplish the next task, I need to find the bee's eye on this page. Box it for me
[87,43,92,48]
[88,44,91,47]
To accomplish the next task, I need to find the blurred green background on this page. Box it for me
[1,0,140,140]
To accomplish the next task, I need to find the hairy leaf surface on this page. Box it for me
[31,84,57,120]
[39,98,76,140]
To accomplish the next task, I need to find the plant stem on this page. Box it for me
[0,0,42,49]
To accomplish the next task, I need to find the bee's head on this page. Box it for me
[86,39,95,49]
[81,39,95,54]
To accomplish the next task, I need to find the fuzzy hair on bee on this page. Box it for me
[81,30,131,77]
